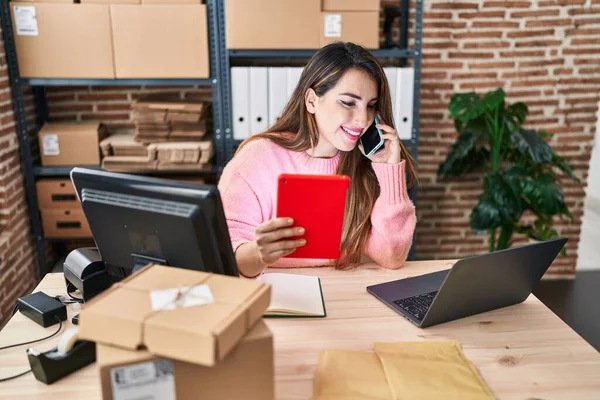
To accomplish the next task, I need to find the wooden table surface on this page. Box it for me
[1,260,600,399]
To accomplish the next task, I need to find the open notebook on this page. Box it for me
[258,273,326,318]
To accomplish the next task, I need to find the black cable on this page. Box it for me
[0,317,63,351]
[54,294,81,305]
[0,369,31,382]
[67,291,83,303]
[0,316,63,382]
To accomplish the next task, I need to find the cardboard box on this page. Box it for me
[10,3,115,78]
[320,11,379,49]
[322,0,380,11]
[79,264,271,366]
[98,321,274,400]
[110,5,210,78]
[41,208,92,238]
[39,122,108,166]
[226,0,320,49]
[36,179,80,209]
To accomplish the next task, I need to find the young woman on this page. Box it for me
[218,42,417,278]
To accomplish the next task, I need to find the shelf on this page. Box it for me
[33,165,221,178]
[229,49,417,59]
[22,78,214,87]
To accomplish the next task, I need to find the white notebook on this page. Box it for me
[259,273,326,318]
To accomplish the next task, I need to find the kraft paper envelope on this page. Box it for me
[313,349,392,400]
[374,341,494,400]
[313,342,494,400]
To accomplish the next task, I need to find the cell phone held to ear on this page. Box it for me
[276,173,350,259]
[360,114,384,157]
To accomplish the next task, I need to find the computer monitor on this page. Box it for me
[69,167,239,280]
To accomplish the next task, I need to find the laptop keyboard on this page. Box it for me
[393,291,438,322]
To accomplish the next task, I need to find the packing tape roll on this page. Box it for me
[57,327,79,355]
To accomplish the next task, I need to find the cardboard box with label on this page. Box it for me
[39,122,108,166]
[110,5,210,78]
[98,321,274,400]
[320,11,379,49]
[78,264,271,366]
[226,0,320,49]
[10,3,115,78]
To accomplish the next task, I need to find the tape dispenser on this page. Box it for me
[27,327,96,384]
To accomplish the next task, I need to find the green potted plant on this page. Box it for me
[438,88,579,253]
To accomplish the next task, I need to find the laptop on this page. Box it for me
[367,238,568,328]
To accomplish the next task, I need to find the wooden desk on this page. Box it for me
[1,261,600,399]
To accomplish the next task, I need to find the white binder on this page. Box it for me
[231,67,250,140]
[395,67,414,140]
[383,67,398,127]
[249,67,269,135]
[268,67,288,127]
[286,67,304,99]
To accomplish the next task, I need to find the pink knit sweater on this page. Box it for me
[218,138,417,270]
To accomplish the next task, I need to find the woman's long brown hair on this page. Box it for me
[236,42,417,269]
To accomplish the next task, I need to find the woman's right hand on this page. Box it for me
[255,217,306,266]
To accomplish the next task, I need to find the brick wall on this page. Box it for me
[412,0,599,276]
[0,27,38,328]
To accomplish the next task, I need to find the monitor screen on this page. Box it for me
[70,167,238,279]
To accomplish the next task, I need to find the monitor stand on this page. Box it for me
[131,253,168,274]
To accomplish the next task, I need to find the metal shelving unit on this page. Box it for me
[0,0,228,277]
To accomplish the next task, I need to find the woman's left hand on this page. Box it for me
[359,122,402,164]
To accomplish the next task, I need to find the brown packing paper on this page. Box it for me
[100,132,150,158]
[313,350,392,400]
[157,163,212,172]
[374,341,494,400]
[313,342,494,400]
[134,95,205,114]
[149,141,213,164]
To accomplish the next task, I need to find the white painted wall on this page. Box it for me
[577,101,600,271]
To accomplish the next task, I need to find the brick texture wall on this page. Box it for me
[412,0,599,276]
[1,1,598,327]
[0,27,38,328]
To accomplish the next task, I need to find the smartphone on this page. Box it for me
[359,115,384,157]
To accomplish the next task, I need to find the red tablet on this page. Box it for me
[276,173,350,259]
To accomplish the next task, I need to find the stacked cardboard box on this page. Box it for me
[10,2,209,79]
[100,96,213,173]
[79,264,275,400]
[36,179,92,238]
[133,95,208,143]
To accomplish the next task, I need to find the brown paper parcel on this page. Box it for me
[78,264,271,367]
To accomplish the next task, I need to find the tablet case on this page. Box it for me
[276,174,350,259]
